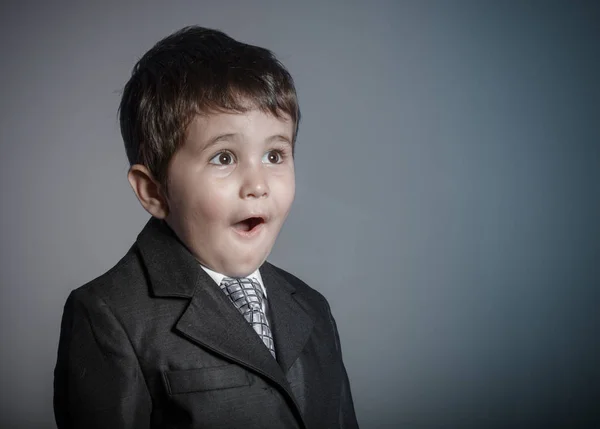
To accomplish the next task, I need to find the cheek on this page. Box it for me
[170,177,229,225]
[274,173,296,215]
[188,189,229,225]
[285,177,296,207]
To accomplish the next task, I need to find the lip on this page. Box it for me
[239,212,267,221]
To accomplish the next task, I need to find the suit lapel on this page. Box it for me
[135,218,306,414]
[261,263,314,373]
[174,268,286,388]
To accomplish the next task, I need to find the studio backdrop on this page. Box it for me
[0,1,598,428]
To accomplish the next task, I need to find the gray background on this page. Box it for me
[1,0,599,428]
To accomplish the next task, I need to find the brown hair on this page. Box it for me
[119,26,300,188]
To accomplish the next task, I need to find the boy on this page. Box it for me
[53,26,358,429]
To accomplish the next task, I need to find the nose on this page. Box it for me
[240,164,269,199]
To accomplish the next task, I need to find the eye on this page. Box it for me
[209,151,235,165]
[262,150,283,164]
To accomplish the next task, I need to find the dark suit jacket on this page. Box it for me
[54,218,358,429]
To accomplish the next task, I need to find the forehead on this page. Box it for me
[185,109,294,145]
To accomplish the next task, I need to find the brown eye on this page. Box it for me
[210,151,235,165]
[263,150,282,164]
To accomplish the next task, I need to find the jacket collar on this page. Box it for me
[136,217,218,298]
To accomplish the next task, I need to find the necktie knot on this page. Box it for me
[220,277,264,311]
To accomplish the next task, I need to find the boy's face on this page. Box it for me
[163,109,295,277]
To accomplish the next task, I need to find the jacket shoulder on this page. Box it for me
[69,244,146,306]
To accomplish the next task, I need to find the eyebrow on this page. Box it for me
[265,134,293,146]
[201,132,292,152]
[201,133,239,152]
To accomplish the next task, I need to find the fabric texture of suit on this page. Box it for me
[53,217,359,428]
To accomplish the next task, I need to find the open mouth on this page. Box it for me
[233,216,265,233]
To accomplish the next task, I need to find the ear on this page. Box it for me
[127,164,169,219]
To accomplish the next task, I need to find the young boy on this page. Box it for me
[53,26,358,429]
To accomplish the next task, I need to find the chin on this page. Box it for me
[224,266,259,278]
[224,255,267,277]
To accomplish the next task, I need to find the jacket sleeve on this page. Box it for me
[53,291,152,429]
[326,302,360,429]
